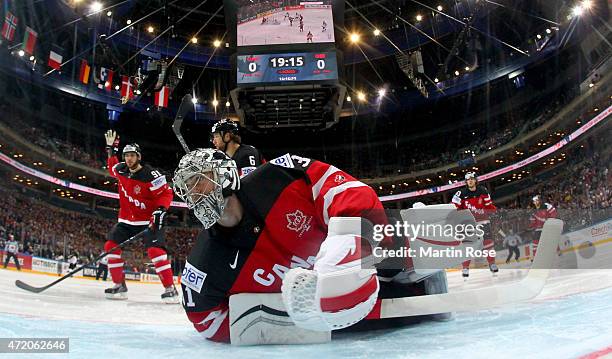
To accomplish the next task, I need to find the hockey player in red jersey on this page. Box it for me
[528,195,558,260]
[173,149,451,343]
[452,172,498,278]
[103,130,179,303]
[210,119,264,178]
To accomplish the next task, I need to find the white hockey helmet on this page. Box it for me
[173,148,240,229]
[464,172,477,181]
[122,143,141,158]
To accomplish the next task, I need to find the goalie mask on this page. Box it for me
[173,148,240,229]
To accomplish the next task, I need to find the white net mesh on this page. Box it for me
[282,268,317,318]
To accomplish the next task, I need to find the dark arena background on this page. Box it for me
[0,0,611,357]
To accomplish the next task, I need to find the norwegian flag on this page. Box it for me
[100,67,114,91]
[48,50,63,70]
[120,75,134,99]
[22,27,37,55]
[1,12,18,41]
[154,86,169,107]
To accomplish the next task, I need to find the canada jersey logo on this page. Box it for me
[286,210,313,237]
[134,185,141,194]
[334,174,346,183]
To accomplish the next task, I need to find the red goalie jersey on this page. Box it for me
[107,156,174,225]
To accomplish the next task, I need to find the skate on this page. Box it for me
[161,286,180,304]
[105,282,128,300]
[489,263,499,276]
[462,268,469,279]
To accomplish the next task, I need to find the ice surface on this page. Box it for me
[2,241,612,358]
[237,9,334,46]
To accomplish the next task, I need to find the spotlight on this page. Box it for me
[135,89,141,95]
[225,101,230,107]
[212,99,219,107]
[582,0,592,10]
[437,5,443,11]
[29,55,35,61]
[126,19,132,25]
[378,88,386,97]
[572,6,584,17]
[191,37,198,44]
[346,96,351,102]
[416,14,423,22]
[147,26,154,33]
[106,11,112,17]
[90,1,103,13]
[455,70,460,76]
[357,91,366,101]
[349,33,360,43]
[536,34,542,39]
[434,77,439,83]
[589,83,594,88]
[464,66,470,71]
[546,28,551,34]
[114,85,120,90]
[17,50,24,57]
[191,97,198,104]
[373,28,381,36]
[213,39,221,48]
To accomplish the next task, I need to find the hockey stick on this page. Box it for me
[15,230,147,294]
[172,94,193,153]
[377,219,563,318]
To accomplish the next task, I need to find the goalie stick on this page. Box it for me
[15,230,147,294]
[172,94,194,153]
[376,218,563,318]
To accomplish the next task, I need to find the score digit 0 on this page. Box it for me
[248,62,257,73]
[316,59,326,70]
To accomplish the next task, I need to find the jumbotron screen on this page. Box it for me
[237,51,338,84]
[236,0,334,46]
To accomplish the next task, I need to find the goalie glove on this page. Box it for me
[149,207,167,232]
[104,130,120,154]
[281,217,379,332]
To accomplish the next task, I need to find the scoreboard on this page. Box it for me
[237,52,338,85]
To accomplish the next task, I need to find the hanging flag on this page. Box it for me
[79,59,91,84]
[100,67,114,91]
[1,12,18,41]
[154,86,169,107]
[22,27,37,55]
[48,50,63,70]
[120,75,133,99]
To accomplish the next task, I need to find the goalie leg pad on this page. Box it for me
[423,271,453,321]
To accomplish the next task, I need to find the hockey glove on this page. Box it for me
[150,207,167,232]
[105,130,120,154]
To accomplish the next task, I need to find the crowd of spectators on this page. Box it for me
[0,185,198,275]
[1,118,105,170]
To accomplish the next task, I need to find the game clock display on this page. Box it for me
[237,52,338,85]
